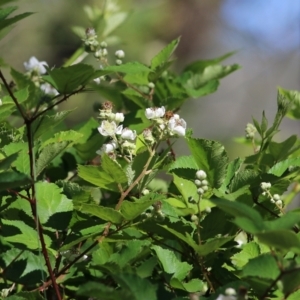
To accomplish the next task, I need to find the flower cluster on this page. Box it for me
[24,56,58,97]
[140,201,165,222]
[195,170,209,195]
[260,182,283,209]
[143,106,187,142]
[245,123,257,139]
[96,101,136,160]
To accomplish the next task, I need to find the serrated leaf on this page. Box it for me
[77,165,118,191]
[101,154,128,184]
[152,245,192,280]
[172,174,198,206]
[80,203,123,224]
[112,273,157,300]
[187,138,229,188]
[104,62,151,75]
[36,141,70,175]
[0,170,29,191]
[231,242,260,268]
[242,253,280,280]
[209,198,265,234]
[2,219,51,249]
[151,38,180,70]
[120,193,164,220]
[35,182,73,229]
[32,109,74,139]
[43,64,95,93]
[168,155,198,171]
[256,229,300,253]
[40,130,83,149]
[268,157,300,176]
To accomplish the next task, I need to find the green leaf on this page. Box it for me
[120,193,165,220]
[196,236,234,256]
[151,37,180,70]
[0,6,16,21]
[79,203,123,224]
[0,170,29,191]
[35,182,73,229]
[288,290,300,300]
[268,157,300,176]
[209,198,265,234]
[152,245,192,280]
[112,273,157,300]
[0,152,18,171]
[104,62,152,75]
[40,130,83,149]
[32,109,74,139]
[101,154,128,184]
[6,291,44,300]
[256,229,300,253]
[2,219,51,250]
[242,253,280,280]
[43,64,95,94]
[170,278,203,293]
[231,242,260,268]
[183,51,237,73]
[36,141,70,176]
[264,211,300,231]
[269,135,297,161]
[0,10,33,31]
[187,138,229,188]
[168,155,198,171]
[103,11,129,36]
[77,165,118,191]
[278,87,300,120]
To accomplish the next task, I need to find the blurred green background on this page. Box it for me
[1,0,299,158]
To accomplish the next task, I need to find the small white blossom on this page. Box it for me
[168,114,187,136]
[115,50,125,59]
[40,83,59,96]
[145,106,165,119]
[97,141,118,154]
[121,128,136,140]
[24,56,48,74]
[98,120,123,137]
[260,182,271,190]
[114,112,125,123]
[93,77,101,84]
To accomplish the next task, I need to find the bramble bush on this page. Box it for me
[1,1,300,300]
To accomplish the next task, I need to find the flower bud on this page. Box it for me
[148,82,155,89]
[100,41,108,48]
[196,170,207,180]
[194,179,201,186]
[197,188,204,195]
[115,50,125,59]
[116,59,122,65]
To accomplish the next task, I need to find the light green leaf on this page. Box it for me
[170,278,203,293]
[101,154,128,184]
[40,130,83,149]
[152,245,192,280]
[268,157,300,176]
[0,10,33,31]
[231,242,260,268]
[80,203,123,224]
[2,219,51,250]
[35,182,73,228]
[151,37,180,70]
[103,11,128,36]
[187,138,229,188]
[264,211,300,231]
[77,165,118,191]
[168,155,198,171]
[242,253,280,280]
[104,62,151,74]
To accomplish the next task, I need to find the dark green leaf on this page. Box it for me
[79,203,123,224]
[0,152,19,171]
[101,154,128,184]
[0,170,29,191]
[269,135,297,161]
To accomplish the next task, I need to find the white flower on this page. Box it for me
[93,77,101,84]
[114,112,125,123]
[145,106,165,119]
[97,141,118,154]
[24,56,48,74]
[121,128,136,140]
[98,120,123,137]
[115,50,125,59]
[168,114,186,136]
[40,83,59,96]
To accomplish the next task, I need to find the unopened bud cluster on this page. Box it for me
[195,170,209,195]
[96,101,136,160]
[141,202,165,222]
[143,106,187,143]
[245,123,257,139]
[260,182,283,209]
